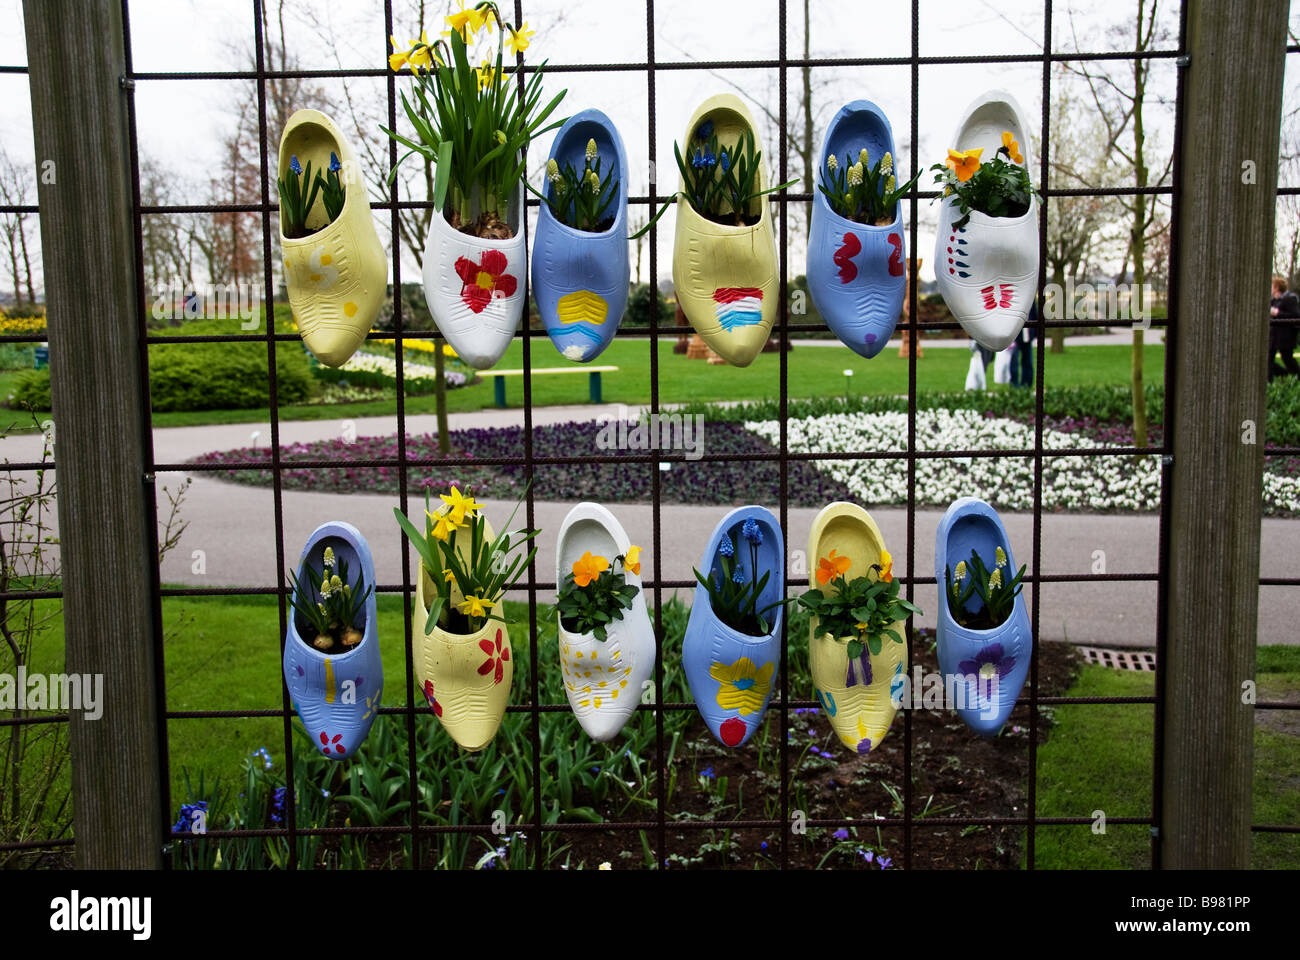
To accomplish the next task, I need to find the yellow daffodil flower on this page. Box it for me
[440,486,481,525]
[506,21,535,56]
[457,595,494,618]
[945,147,983,183]
[572,551,609,588]
[427,509,458,543]
[624,545,642,576]
[475,59,500,92]
[1001,131,1023,164]
[445,2,479,42]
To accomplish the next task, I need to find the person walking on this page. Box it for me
[1269,275,1300,381]
[1010,301,1036,389]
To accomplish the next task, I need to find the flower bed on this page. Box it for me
[192,419,853,506]
[311,350,473,395]
[746,410,1300,516]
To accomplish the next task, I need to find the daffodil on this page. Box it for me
[945,147,983,183]
[1001,131,1023,164]
[475,60,500,92]
[440,486,481,525]
[445,1,479,42]
[572,551,609,588]
[624,545,642,576]
[506,21,535,56]
[457,595,495,618]
[816,549,851,586]
[406,31,435,73]
[427,510,458,542]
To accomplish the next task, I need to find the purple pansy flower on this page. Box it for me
[958,643,1016,684]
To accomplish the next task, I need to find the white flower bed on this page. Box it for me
[338,351,468,387]
[746,410,1300,514]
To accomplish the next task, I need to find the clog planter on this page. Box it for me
[934,497,1031,737]
[683,506,785,747]
[672,95,779,367]
[282,522,382,760]
[555,503,655,741]
[278,110,388,368]
[807,101,908,359]
[412,514,515,752]
[806,503,908,754]
[934,91,1039,352]
[422,184,526,371]
[532,110,631,363]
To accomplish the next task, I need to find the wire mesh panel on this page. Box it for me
[1,0,1298,870]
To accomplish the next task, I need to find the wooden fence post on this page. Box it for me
[23,0,163,868]
[1162,0,1287,868]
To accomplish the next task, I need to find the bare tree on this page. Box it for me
[0,148,38,306]
[1064,0,1175,447]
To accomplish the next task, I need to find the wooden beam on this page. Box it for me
[1162,0,1287,868]
[23,0,163,868]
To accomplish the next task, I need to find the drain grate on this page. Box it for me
[1076,646,1157,672]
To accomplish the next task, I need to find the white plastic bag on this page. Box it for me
[965,342,987,391]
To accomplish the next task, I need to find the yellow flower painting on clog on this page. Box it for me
[709,656,774,716]
[302,245,339,292]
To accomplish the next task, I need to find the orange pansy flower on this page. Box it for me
[816,549,851,586]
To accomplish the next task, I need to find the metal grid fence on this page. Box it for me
[1,0,1298,869]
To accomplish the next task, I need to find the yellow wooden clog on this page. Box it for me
[279,109,388,368]
[808,502,907,754]
[413,515,513,752]
[672,94,779,368]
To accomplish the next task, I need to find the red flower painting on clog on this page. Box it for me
[454,250,517,313]
[477,629,511,685]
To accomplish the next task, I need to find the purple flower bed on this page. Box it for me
[191,419,854,506]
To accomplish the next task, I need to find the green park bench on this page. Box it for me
[476,365,619,408]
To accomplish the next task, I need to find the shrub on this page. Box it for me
[148,342,312,411]
[11,368,51,410]
[624,283,673,327]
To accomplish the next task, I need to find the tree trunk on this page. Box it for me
[1130,4,1150,448]
[18,213,35,304]
[801,0,814,242]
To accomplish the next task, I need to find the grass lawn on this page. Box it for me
[137,337,1164,430]
[1032,649,1300,869]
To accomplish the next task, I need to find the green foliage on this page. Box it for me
[554,552,639,642]
[276,156,324,239]
[819,147,920,225]
[11,367,51,410]
[797,563,918,658]
[944,547,1026,629]
[147,342,313,412]
[1266,376,1300,447]
[537,140,617,232]
[624,283,673,327]
[287,547,374,650]
[318,154,347,222]
[673,122,796,227]
[931,138,1036,229]
[692,528,787,637]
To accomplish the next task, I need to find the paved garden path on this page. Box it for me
[1,389,1293,648]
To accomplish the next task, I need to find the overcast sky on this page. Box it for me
[1,1,1295,289]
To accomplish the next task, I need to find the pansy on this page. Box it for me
[1000,131,1023,164]
[945,147,983,182]
[876,548,894,583]
[572,551,609,588]
[624,545,642,576]
[816,549,851,585]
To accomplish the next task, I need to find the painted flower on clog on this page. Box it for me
[422,679,443,717]
[957,642,1016,694]
[709,656,774,716]
[319,731,346,755]
[477,628,510,685]
[855,717,873,755]
[454,250,517,313]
